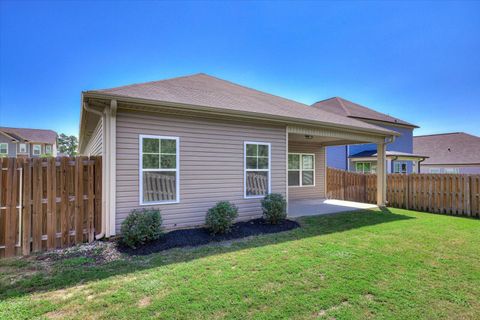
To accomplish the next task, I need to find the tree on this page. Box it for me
[57,134,78,156]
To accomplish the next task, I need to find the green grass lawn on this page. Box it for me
[1,208,480,319]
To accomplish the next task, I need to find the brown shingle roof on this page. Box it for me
[86,73,396,136]
[413,132,480,165]
[0,127,57,144]
[312,97,418,128]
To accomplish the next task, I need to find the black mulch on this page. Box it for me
[118,218,300,256]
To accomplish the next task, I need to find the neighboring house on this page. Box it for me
[0,127,57,158]
[79,73,397,236]
[312,97,427,174]
[413,132,480,174]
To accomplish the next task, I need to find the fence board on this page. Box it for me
[74,157,84,244]
[4,158,16,257]
[22,159,31,255]
[46,158,56,249]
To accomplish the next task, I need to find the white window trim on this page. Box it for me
[139,134,180,205]
[0,143,8,155]
[288,153,316,187]
[393,161,408,174]
[45,144,52,154]
[244,141,271,199]
[32,144,42,155]
[19,143,27,154]
[355,161,373,174]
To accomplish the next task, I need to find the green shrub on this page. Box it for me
[205,201,238,234]
[120,208,163,248]
[261,193,287,224]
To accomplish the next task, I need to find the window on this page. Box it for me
[444,168,460,174]
[244,142,270,198]
[19,143,27,153]
[45,145,52,155]
[393,161,408,174]
[0,143,7,155]
[139,135,179,205]
[355,162,372,174]
[288,153,315,187]
[32,144,41,155]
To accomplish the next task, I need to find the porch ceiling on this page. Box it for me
[288,126,388,146]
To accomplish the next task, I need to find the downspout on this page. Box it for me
[82,101,106,240]
[417,157,426,173]
[108,100,117,237]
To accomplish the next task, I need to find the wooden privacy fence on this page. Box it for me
[0,156,102,258]
[326,167,480,218]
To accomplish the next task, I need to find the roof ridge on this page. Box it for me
[89,73,206,94]
[0,126,57,133]
[198,73,311,107]
[414,132,467,138]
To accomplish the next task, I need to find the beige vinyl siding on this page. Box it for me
[288,141,325,200]
[84,119,103,156]
[116,109,287,231]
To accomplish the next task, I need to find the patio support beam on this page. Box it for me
[376,142,387,207]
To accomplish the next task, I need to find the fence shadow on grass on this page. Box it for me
[0,208,414,300]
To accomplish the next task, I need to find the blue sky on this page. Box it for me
[1,1,479,137]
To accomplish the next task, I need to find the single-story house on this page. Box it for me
[0,127,57,158]
[312,97,427,174]
[413,132,480,174]
[78,73,397,237]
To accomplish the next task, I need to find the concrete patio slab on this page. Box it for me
[288,198,378,218]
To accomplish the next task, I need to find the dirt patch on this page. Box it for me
[35,241,123,266]
[138,297,151,308]
[314,300,350,318]
[118,218,300,256]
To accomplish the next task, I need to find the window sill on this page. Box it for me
[139,200,179,206]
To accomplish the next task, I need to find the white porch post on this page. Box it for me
[376,142,387,207]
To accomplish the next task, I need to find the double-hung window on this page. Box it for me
[355,162,373,174]
[0,143,7,156]
[140,135,179,205]
[19,143,27,154]
[244,142,271,198]
[45,145,52,155]
[32,144,41,156]
[393,161,408,174]
[288,153,315,187]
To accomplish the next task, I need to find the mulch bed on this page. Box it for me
[118,218,300,256]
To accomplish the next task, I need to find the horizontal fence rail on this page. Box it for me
[0,156,102,258]
[326,167,480,218]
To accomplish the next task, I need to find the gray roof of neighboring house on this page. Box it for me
[413,132,480,165]
[84,73,397,136]
[311,97,418,128]
[349,149,428,159]
[0,127,57,144]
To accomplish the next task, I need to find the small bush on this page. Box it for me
[205,201,238,234]
[261,193,287,224]
[120,208,163,249]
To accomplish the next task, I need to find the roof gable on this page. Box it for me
[413,132,480,165]
[85,73,396,136]
[311,97,418,128]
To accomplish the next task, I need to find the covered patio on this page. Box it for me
[286,125,396,216]
[288,198,378,217]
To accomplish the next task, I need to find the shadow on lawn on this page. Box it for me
[1,208,413,300]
